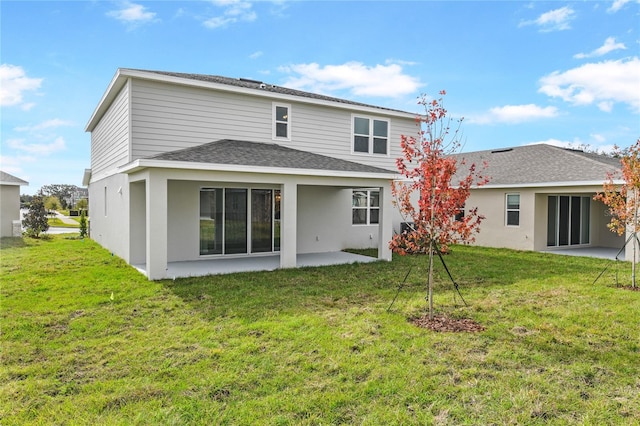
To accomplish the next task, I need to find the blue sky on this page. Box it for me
[1,0,639,194]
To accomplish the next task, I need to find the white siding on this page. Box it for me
[129,79,418,171]
[90,81,130,176]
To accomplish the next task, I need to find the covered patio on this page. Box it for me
[133,250,378,279]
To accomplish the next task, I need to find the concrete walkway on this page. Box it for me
[53,211,80,226]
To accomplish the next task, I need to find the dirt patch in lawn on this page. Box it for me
[620,285,640,292]
[410,314,485,332]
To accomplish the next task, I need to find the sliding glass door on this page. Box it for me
[200,187,281,255]
[547,195,590,247]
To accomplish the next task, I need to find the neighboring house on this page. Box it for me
[84,68,418,279]
[65,187,89,210]
[452,144,629,260]
[0,171,29,237]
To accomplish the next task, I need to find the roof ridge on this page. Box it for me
[120,68,414,115]
[545,144,622,170]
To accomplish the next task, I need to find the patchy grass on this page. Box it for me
[1,236,638,425]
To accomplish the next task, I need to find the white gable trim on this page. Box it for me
[86,68,416,132]
[477,180,625,189]
[119,158,399,180]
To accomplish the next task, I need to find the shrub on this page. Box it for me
[22,196,49,238]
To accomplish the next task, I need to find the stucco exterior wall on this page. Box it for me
[467,187,536,251]
[0,185,20,237]
[88,173,130,261]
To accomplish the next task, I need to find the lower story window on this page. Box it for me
[506,193,520,226]
[352,189,380,225]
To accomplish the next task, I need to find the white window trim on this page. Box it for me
[351,114,390,157]
[505,193,520,227]
[272,102,291,141]
[352,189,380,226]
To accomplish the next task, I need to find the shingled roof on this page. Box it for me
[123,68,412,115]
[147,139,396,175]
[0,170,29,186]
[452,144,622,186]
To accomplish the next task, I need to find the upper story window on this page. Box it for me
[273,103,290,140]
[353,116,389,155]
[506,193,520,226]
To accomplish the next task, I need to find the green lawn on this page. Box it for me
[1,236,638,425]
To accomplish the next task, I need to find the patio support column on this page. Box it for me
[280,180,297,268]
[146,172,168,280]
[378,181,392,261]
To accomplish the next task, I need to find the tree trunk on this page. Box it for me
[633,189,638,287]
[428,239,434,320]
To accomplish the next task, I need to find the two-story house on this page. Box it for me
[84,68,418,279]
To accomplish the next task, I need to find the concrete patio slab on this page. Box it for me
[133,251,379,279]
[542,246,623,261]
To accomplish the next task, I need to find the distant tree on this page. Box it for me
[594,138,640,287]
[20,194,33,206]
[79,210,88,238]
[44,196,61,213]
[22,196,49,238]
[38,184,79,210]
[75,198,88,211]
[390,91,489,319]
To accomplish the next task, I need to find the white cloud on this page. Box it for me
[574,37,626,59]
[279,61,423,98]
[0,154,36,176]
[607,0,640,12]
[0,64,42,108]
[470,104,559,124]
[204,0,256,28]
[15,119,74,133]
[519,6,575,32]
[249,51,263,59]
[539,57,640,112]
[7,137,66,156]
[107,2,157,26]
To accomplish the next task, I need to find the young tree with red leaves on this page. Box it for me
[594,138,640,287]
[390,92,489,319]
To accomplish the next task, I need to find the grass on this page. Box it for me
[1,236,638,425]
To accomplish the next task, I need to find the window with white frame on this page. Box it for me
[353,116,389,155]
[506,193,520,226]
[273,103,290,140]
[352,189,380,225]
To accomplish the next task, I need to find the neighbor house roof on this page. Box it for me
[86,68,416,132]
[0,171,29,186]
[452,144,622,188]
[121,139,397,178]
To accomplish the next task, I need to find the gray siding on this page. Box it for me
[90,81,130,176]
[130,79,417,171]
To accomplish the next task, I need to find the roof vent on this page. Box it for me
[238,77,264,85]
[490,148,513,154]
